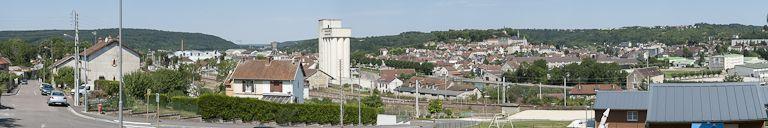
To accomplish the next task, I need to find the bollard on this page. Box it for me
[98,103,103,114]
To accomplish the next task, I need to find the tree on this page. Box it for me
[0,72,18,108]
[695,52,705,66]
[0,38,37,66]
[724,75,743,82]
[361,95,383,108]
[54,67,75,88]
[427,99,443,115]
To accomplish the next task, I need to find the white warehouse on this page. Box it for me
[731,63,768,78]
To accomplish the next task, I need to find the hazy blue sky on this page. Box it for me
[2,0,767,44]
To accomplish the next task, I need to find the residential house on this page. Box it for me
[376,69,416,93]
[394,76,480,99]
[304,68,333,89]
[625,68,664,91]
[568,84,622,99]
[78,37,142,89]
[0,56,9,72]
[227,59,306,103]
[594,83,768,128]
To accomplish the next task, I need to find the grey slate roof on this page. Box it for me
[646,82,768,123]
[593,91,649,110]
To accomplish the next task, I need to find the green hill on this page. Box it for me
[280,23,768,53]
[0,28,238,51]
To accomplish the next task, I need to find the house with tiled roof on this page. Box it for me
[394,76,481,99]
[226,59,306,103]
[56,37,141,89]
[376,69,416,93]
[626,67,664,91]
[0,56,9,72]
[568,84,622,99]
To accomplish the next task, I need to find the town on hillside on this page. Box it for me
[2,1,768,128]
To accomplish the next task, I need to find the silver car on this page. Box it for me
[47,91,67,106]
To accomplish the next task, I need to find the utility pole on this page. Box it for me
[357,72,361,126]
[338,59,344,127]
[84,31,95,112]
[501,77,505,104]
[415,80,420,118]
[118,0,125,127]
[72,10,81,107]
[564,74,569,107]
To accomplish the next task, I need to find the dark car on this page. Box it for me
[40,84,54,95]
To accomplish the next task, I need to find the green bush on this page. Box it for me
[198,94,378,125]
[95,80,119,96]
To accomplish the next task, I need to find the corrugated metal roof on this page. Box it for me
[593,91,649,110]
[646,82,768,123]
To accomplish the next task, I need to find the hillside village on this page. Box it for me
[1,3,768,127]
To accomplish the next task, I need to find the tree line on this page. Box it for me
[503,58,628,86]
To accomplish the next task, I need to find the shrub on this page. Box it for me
[95,80,119,96]
[198,94,378,125]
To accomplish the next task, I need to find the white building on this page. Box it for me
[226,59,306,103]
[708,54,744,70]
[171,50,222,62]
[731,39,768,46]
[51,37,142,89]
[730,63,768,78]
[317,19,351,84]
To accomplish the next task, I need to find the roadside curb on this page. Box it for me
[67,106,118,124]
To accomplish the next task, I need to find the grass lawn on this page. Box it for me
[473,120,571,128]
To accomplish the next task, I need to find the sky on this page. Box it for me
[2,0,768,44]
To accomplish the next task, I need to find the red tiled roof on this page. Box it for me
[569,84,623,95]
[378,69,416,82]
[231,60,303,81]
[80,38,141,57]
[0,56,11,65]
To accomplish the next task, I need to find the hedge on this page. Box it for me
[145,94,199,113]
[198,94,378,125]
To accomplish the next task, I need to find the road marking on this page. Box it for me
[40,124,45,128]
[113,120,152,125]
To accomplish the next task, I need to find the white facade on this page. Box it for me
[171,50,222,62]
[230,66,306,103]
[318,19,351,84]
[377,78,403,93]
[85,43,141,86]
[708,54,744,70]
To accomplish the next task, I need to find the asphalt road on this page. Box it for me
[0,80,116,128]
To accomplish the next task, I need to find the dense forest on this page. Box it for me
[0,28,238,51]
[281,23,768,54]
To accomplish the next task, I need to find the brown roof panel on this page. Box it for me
[231,60,301,81]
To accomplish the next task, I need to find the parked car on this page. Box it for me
[20,80,28,85]
[70,85,90,95]
[47,91,67,106]
[40,84,54,95]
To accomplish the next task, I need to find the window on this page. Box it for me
[627,111,639,122]
[270,81,282,92]
[243,80,254,93]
